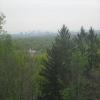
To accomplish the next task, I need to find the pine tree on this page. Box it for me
[76,26,88,55]
[83,27,100,100]
[68,27,88,100]
[39,25,72,100]
[55,25,73,86]
[87,27,98,70]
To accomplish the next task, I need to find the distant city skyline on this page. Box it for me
[0,0,100,33]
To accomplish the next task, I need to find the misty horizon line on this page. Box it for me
[7,29,100,35]
[7,28,100,34]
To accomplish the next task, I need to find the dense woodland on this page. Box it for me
[0,14,100,100]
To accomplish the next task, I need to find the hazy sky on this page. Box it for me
[0,0,100,32]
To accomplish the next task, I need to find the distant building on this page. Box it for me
[28,48,36,57]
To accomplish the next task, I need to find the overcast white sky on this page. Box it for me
[0,0,100,33]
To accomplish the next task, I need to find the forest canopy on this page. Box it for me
[0,14,100,100]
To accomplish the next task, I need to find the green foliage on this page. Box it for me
[0,14,100,100]
[13,35,55,53]
[38,25,72,100]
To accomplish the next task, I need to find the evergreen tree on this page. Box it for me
[66,27,88,100]
[56,25,72,85]
[76,26,88,55]
[39,25,72,100]
[87,27,99,70]
[83,27,100,100]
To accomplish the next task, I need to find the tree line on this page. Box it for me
[0,14,100,100]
